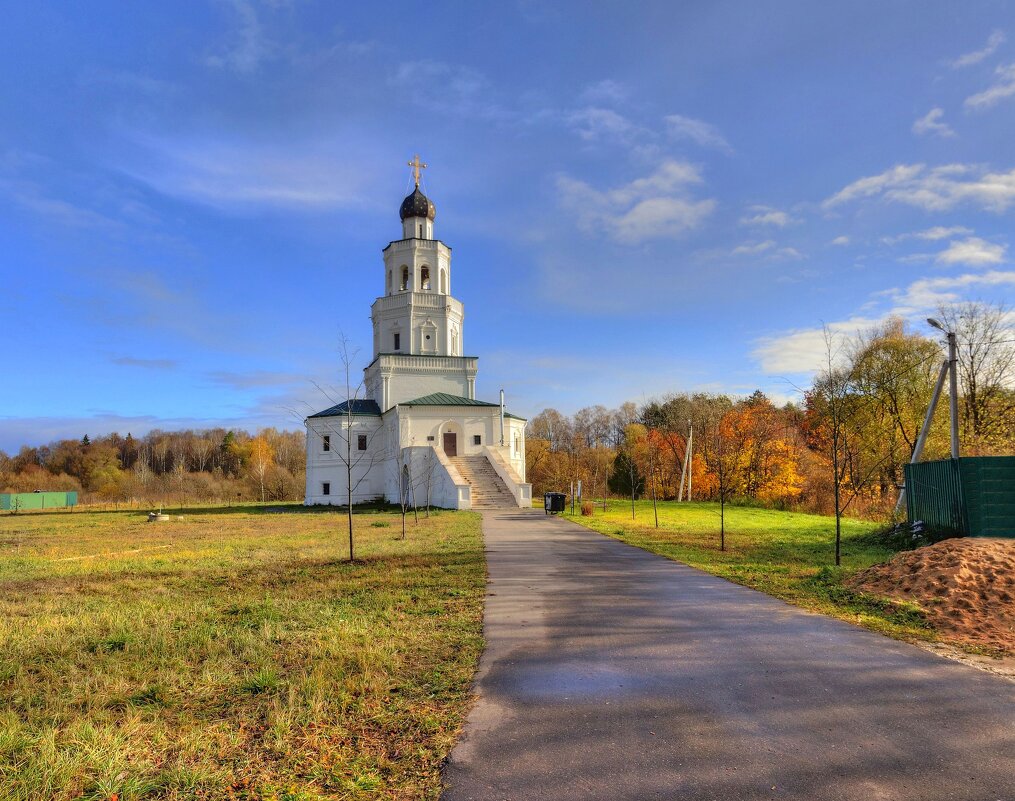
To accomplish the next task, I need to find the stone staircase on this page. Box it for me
[450,456,518,509]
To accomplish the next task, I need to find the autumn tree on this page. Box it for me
[249,434,274,503]
[699,410,748,552]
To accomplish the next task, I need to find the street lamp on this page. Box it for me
[927,318,960,460]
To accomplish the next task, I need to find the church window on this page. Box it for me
[322,435,330,452]
[358,434,367,451]
[514,433,520,455]
[393,332,401,350]
[473,435,482,446]
[322,482,330,496]
[400,266,409,291]
[418,223,423,238]
[421,265,431,290]
[386,269,392,294]
[427,435,435,441]
[440,268,447,294]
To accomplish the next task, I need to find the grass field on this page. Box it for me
[0,505,485,800]
[564,500,933,643]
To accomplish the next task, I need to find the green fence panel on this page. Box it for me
[905,459,965,533]
[906,457,1014,539]
[0,492,78,510]
[959,457,1015,539]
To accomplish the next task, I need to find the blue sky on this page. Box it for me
[2,1,1014,451]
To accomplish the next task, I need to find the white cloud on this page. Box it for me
[753,317,881,374]
[831,235,850,246]
[557,160,716,244]
[882,225,973,245]
[965,63,1015,110]
[823,163,926,207]
[664,114,732,152]
[739,204,797,227]
[567,107,642,143]
[950,29,1006,68]
[912,107,956,138]
[889,270,1015,315]
[732,240,775,255]
[824,162,1015,213]
[754,268,1015,374]
[935,236,1007,266]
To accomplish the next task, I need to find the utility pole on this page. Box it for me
[946,329,959,459]
[895,318,960,515]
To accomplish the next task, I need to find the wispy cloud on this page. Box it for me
[824,162,1015,213]
[567,107,643,143]
[556,160,716,244]
[732,240,775,255]
[965,62,1015,110]
[111,356,179,370]
[935,236,1007,266]
[739,204,797,227]
[912,107,956,138]
[579,79,629,104]
[390,59,509,121]
[118,135,374,211]
[664,114,732,153]
[882,225,973,244]
[205,0,274,74]
[207,369,305,389]
[831,235,850,246]
[949,29,1006,68]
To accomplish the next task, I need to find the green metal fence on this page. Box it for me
[905,457,1015,538]
[0,491,78,511]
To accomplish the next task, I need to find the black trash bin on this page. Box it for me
[544,492,566,515]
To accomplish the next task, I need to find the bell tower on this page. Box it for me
[364,157,476,411]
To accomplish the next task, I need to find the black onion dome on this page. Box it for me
[399,187,436,221]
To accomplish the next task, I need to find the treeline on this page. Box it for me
[527,302,1015,518]
[0,428,305,504]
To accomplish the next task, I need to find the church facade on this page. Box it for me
[304,160,531,510]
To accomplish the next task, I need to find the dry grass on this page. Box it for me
[0,505,485,800]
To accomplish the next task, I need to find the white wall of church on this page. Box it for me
[305,416,387,505]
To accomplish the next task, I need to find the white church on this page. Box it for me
[304,158,531,510]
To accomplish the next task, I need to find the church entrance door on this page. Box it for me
[443,432,458,457]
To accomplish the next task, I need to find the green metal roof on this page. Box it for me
[399,393,527,420]
[308,399,382,418]
[400,392,499,407]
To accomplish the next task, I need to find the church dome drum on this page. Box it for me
[399,187,436,221]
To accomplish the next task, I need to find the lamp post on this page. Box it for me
[894,318,960,515]
[927,318,960,459]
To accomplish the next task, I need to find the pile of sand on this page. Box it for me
[848,538,1015,653]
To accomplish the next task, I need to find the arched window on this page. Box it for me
[400,266,409,291]
[418,223,423,238]
[386,269,392,294]
[439,268,447,294]
[421,265,431,291]
[451,330,459,355]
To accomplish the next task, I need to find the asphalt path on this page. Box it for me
[441,509,1015,801]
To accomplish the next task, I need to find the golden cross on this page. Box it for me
[408,154,427,186]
